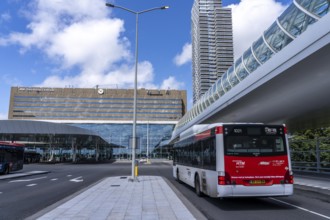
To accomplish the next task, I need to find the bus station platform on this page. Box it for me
[28,175,207,220]
[25,173,330,220]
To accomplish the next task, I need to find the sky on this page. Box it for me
[0,0,292,120]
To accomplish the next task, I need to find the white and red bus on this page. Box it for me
[0,142,24,175]
[173,123,294,198]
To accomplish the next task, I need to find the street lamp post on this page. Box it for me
[105,3,169,181]
[147,121,149,163]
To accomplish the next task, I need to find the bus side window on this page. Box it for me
[192,142,202,167]
[233,144,242,149]
[202,138,216,170]
[210,138,216,170]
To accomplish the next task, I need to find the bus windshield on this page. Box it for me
[224,125,287,157]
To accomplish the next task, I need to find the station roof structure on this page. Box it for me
[0,120,114,148]
[0,120,96,135]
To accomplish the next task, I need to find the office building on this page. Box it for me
[8,86,187,157]
[192,0,234,103]
[9,87,186,122]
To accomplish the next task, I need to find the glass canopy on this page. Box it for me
[175,0,330,130]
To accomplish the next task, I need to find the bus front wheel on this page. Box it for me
[195,175,202,197]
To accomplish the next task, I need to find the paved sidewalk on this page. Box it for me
[33,176,201,220]
[295,176,330,191]
[293,173,330,202]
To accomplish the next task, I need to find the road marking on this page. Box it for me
[9,176,47,183]
[50,178,58,181]
[67,175,72,177]
[26,184,37,187]
[296,183,330,190]
[70,176,83,183]
[270,198,330,219]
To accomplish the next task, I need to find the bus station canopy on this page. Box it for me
[0,120,96,135]
[0,120,113,148]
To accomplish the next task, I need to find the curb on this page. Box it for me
[163,177,208,220]
[0,171,50,180]
[294,184,330,203]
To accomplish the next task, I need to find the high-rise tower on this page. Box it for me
[192,0,234,103]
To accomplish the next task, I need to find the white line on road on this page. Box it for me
[270,198,330,219]
[26,184,37,187]
[9,176,47,183]
[67,175,72,177]
[70,176,83,183]
[50,178,58,181]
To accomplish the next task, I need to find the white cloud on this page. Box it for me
[227,0,288,59]
[174,43,192,66]
[1,0,185,91]
[4,0,107,50]
[160,76,185,90]
[46,18,129,72]
[0,112,8,120]
[36,61,156,88]
[4,0,127,60]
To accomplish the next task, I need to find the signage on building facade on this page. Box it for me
[18,87,55,92]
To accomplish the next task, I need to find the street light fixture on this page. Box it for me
[105,3,169,181]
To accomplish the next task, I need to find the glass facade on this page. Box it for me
[243,48,260,73]
[12,96,182,120]
[264,22,293,52]
[71,123,175,158]
[8,87,185,158]
[176,0,330,131]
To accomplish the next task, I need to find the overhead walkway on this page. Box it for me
[172,0,330,141]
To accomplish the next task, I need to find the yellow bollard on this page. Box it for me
[135,165,138,176]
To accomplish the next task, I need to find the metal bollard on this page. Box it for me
[134,159,138,176]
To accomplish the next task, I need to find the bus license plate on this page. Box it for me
[250,180,266,185]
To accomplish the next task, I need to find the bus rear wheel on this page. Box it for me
[195,175,202,197]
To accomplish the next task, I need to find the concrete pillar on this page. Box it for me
[72,139,77,163]
[95,143,99,162]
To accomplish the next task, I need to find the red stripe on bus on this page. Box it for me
[216,126,223,134]
[195,130,211,140]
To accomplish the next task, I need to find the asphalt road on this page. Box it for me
[0,162,131,219]
[0,161,329,220]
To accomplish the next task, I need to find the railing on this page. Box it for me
[289,138,330,174]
